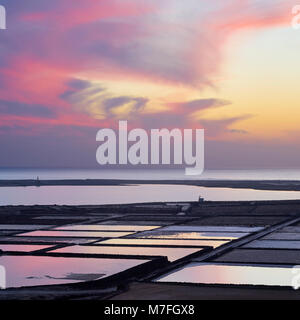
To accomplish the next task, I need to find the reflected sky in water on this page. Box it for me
[1,185,300,205]
[136,231,247,240]
[54,224,160,232]
[51,245,204,262]
[17,230,133,238]
[96,238,228,248]
[156,263,296,287]
[0,255,149,288]
[0,244,52,252]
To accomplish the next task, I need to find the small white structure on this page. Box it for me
[0,265,6,289]
[0,5,6,30]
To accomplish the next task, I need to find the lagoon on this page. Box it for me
[1,184,300,205]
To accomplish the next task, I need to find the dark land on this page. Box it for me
[2,179,300,191]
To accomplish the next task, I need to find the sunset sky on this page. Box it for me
[0,0,300,168]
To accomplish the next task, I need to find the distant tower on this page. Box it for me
[198,196,204,203]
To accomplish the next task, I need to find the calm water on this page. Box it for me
[1,168,300,180]
[98,238,228,248]
[0,255,149,288]
[1,168,300,205]
[1,184,300,205]
[156,263,297,287]
[50,245,204,262]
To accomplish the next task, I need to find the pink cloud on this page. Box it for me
[0,0,295,132]
[20,0,154,27]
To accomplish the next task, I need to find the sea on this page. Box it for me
[1,168,300,205]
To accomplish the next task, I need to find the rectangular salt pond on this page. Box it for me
[0,225,52,230]
[1,237,95,244]
[278,226,300,233]
[50,245,205,262]
[160,226,263,233]
[53,224,160,232]
[0,231,20,236]
[0,255,150,288]
[0,244,53,252]
[16,230,133,238]
[133,231,248,240]
[95,238,228,248]
[244,240,300,249]
[263,232,300,241]
[156,263,297,287]
[101,220,171,226]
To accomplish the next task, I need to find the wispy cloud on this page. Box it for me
[0,100,56,118]
[0,0,296,167]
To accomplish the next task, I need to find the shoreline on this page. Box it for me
[1,179,300,191]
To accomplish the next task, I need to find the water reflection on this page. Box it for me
[96,238,228,248]
[0,244,52,252]
[0,255,149,288]
[161,226,263,233]
[1,185,300,205]
[54,224,160,232]
[16,230,133,238]
[156,263,296,287]
[0,225,52,230]
[135,231,247,240]
[244,240,300,249]
[51,245,204,262]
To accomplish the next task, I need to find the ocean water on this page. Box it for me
[1,168,300,205]
[1,168,300,180]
